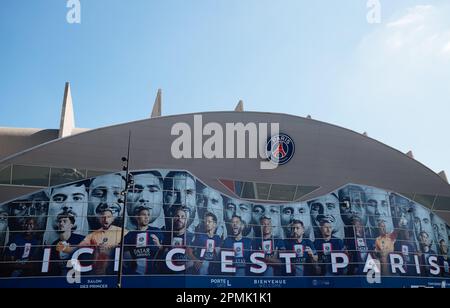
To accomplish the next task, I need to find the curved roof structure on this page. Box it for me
[1,111,449,210]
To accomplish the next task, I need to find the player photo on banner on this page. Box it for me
[87,172,126,231]
[43,180,90,246]
[196,181,227,239]
[126,170,165,231]
[163,170,198,234]
[308,193,345,240]
[0,203,10,257]
[0,168,449,285]
[281,202,314,241]
[0,191,49,277]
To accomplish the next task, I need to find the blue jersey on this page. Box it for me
[222,237,252,276]
[393,240,417,276]
[171,232,194,247]
[4,234,41,277]
[49,233,84,276]
[345,236,373,275]
[438,256,450,278]
[252,237,285,276]
[192,233,222,275]
[164,231,194,273]
[284,238,317,276]
[123,227,165,275]
[420,249,437,277]
[314,237,345,275]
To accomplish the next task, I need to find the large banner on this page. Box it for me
[0,169,449,288]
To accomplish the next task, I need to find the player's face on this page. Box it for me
[310,194,342,233]
[252,204,281,237]
[413,205,434,246]
[339,189,367,226]
[50,184,87,229]
[127,173,162,224]
[204,216,217,233]
[320,222,332,238]
[57,217,74,233]
[23,219,35,236]
[365,188,393,232]
[261,219,272,237]
[199,188,223,223]
[291,223,304,239]
[231,217,243,236]
[173,210,187,231]
[439,240,448,255]
[432,215,448,246]
[165,174,196,227]
[391,195,412,228]
[98,211,114,230]
[0,209,7,231]
[89,174,124,222]
[419,232,431,247]
[0,207,7,247]
[224,199,252,236]
[281,203,311,237]
[12,199,29,218]
[378,221,387,235]
[136,209,151,228]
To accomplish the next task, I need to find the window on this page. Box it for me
[400,192,415,201]
[11,165,50,187]
[294,186,320,200]
[222,179,320,202]
[268,184,296,201]
[432,195,450,211]
[0,165,11,184]
[86,170,111,179]
[413,194,436,209]
[256,183,271,200]
[50,168,86,186]
[241,182,255,199]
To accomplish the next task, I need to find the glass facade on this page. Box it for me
[0,168,449,288]
[0,165,11,185]
[11,165,50,187]
[0,164,114,188]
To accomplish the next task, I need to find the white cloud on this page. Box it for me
[386,5,432,28]
[335,4,450,174]
[443,41,450,54]
[363,5,450,61]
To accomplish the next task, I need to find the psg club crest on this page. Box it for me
[266,133,295,165]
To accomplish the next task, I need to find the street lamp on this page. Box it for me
[117,131,132,288]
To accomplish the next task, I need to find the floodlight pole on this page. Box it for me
[117,131,132,288]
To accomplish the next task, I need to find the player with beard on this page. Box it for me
[222,215,252,276]
[75,209,128,275]
[163,206,195,274]
[284,219,318,276]
[123,207,164,275]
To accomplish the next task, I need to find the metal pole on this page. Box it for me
[117,131,131,288]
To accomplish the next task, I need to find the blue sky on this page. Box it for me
[0,0,449,176]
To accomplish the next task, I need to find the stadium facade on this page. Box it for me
[0,83,449,288]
